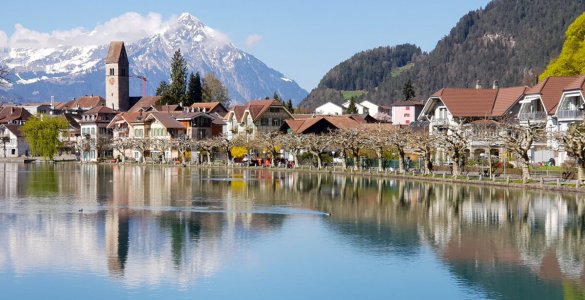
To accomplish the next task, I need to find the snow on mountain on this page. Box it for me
[0,13,307,104]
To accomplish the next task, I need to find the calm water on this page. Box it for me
[0,163,584,299]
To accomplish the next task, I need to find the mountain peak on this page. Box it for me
[176,13,202,27]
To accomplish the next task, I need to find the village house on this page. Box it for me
[78,106,117,162]
[53,96,106,115]
[418,85,527,163]
[0,124,28,157]
[391,100,424,125]
[191,102,229,117]
[0,105,32,125]
[226,99,293,140]
[280,115,372,135]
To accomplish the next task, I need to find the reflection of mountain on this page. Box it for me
[2,164,585,296]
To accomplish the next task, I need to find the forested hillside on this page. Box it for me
[300,0,585,109]
[301,44,422,108]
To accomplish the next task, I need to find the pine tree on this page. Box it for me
[167,49,188,105]
[187,72,202,106]
[345,97,358,114]
[286,99,294,113]
[273,92,281,102]
[402,79,415,100]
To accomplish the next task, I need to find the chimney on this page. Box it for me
[475,80,482,90]
[492,80,499,89]
[50,96,55,109]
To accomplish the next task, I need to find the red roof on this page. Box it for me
[0,106,32,124]
[430,87,526,117]
[84,106,117,115]
[563,74,585,91]
[525,76,580,114]
[284,115,363,134]
[56,96,105,110]
[128,96,162,112]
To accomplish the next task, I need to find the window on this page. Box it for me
[260,118,269,126]
[120,68,126,76]
[404,113,410,118]
[90,127,95,135]
[269,107,280,113]
[271,118,281,126]
[405,120,411,124]
[109,68,114,76]
[11,149,15,155]
[99,127,108,135]
[198,129,207,139]
[405,106,411,111]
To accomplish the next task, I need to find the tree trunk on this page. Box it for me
[579,165,585,184]
[206,152,211,165]
[398,152,405,174]
[377,149,383,172]
[452,155,460,177]
[293,151,299,169]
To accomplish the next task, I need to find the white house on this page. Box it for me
[0,124,29,157]
[342,100,367,114]
[315,102,344,115]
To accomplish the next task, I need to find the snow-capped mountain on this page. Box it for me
[0,13,307,104]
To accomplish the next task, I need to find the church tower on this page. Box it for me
[105,41,130,111]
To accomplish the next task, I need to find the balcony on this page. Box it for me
[518,111,547,122]
[556,109,583,121]
[431,117,450,127]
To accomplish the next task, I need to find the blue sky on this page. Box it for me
[0,0,490,91]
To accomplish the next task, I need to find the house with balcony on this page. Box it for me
[418,86,527,162]
[78,106,117,162]
[226,99,293,141]
[517,76,579,125]
[550,75,585,163]
[0,124,28,158]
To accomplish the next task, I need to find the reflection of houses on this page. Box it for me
[0,124,28,157]
[226,99,293,140]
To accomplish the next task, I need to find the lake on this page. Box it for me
[0,163,583,299]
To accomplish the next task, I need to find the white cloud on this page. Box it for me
[0,31,8,48]
[244,34,263,47]
[6,12,172,49]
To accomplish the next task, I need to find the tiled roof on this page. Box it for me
[392,100,424,106]
[233,105,247,122]
[564,74,585,91]
[491,86,528,116]
[191,102,227,113]
[107,112,143,128]
[525,76,580,114]
[84,106,117,115]
[285,115,362,134]
[0,106,32,124]
[57,96,105,110]
[106,41,127,64]
[128,96,162,112]
[2,124,23,137]
[147,112,185,129]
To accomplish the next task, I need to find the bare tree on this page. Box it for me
[434,123,469,177]
[172,135,190,165]
[279,133,306,168]
[304,134,332,169]
[409,129,435,175]
[192,138,215,164]
[255,131,282,166]
[131,138,151,163]
[467,120,501,176]
[112,137,132,163]
[362,124,394,172]
[560,120,585,182]
[388,126,412,173]
[498,120,545,180]
[332,128,367,170]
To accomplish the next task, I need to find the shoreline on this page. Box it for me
[6,159,582,194]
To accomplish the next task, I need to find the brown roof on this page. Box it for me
[1,124,23,137]
[153,105,181,112]
[430,87,526,117]
[285,115,362,134]
[56,96,105,110]
[146,112,185,129]
[106,41,127,64]
[564,75,585,91]
[491,86,528,116]
[128,96,162,112]
[233,105,247,122]
[525,76,580,114]
[0,106,32,124]
[107,112,142,129]
[392,100,424,107]
[191,102,227,112]
[84,106,117,115]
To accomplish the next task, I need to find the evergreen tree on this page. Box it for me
[202,73,230,106]
[286,99,294,113]
[345,97,358,114]
[167,49,188,105]
[273,92,281,102]
[187,72,203,105]
[402,79,416,100]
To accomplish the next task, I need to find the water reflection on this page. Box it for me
[0,164,584,299]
